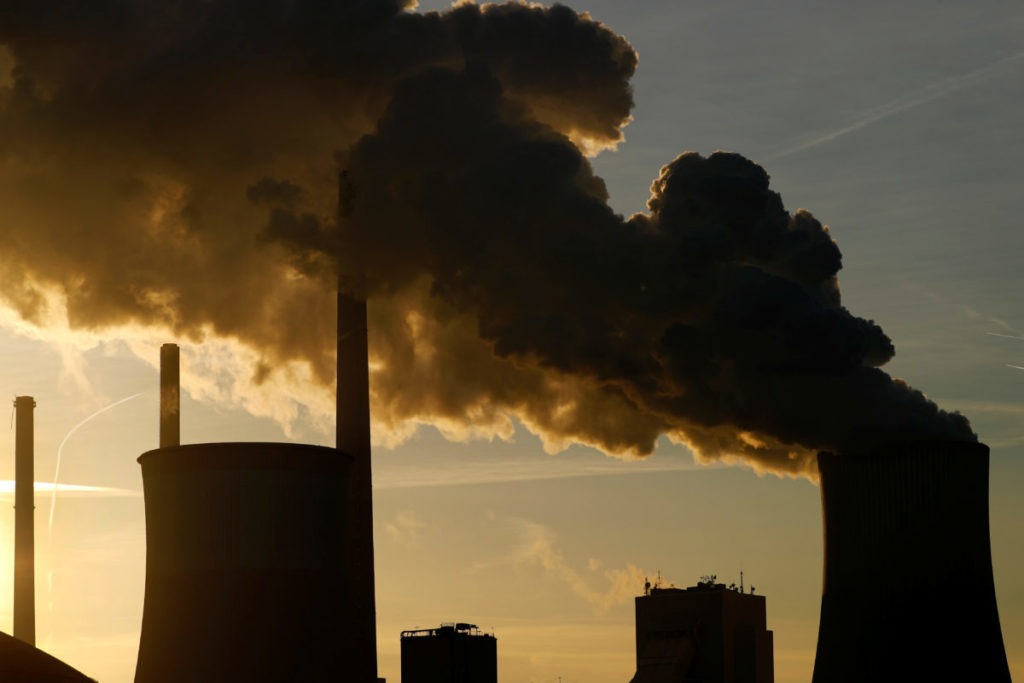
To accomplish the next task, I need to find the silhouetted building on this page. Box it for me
[0,630,97,682]
[401,623,497,683]
[812,441,1011,683]
[133,442,352,683]
[630,578,773,683]
[14,396,36,646]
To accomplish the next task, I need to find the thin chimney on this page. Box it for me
[14,395,36,645]
[160,343,180,448]
[336,170,379,682]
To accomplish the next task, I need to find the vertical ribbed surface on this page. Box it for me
[812,441,1010,683]
[13,396,35,646]
[134,443,350,682]
[159,343,180,448]
[337,292,378,682]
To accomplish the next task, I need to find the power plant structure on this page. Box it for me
[133,331,378,681]
[0,631,97,682]
[401,623,497,683]
[133,440,351,680]
[14,396,36,646]
[134,171,385,683]
[812,440,1011,683]
[3,396,98,681]
[337,169,381,683]
[629,576,774,683]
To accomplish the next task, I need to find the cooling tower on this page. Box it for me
[134,443,352,682]
[812,441,1011,683]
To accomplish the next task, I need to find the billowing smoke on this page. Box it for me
[0,0,972,476]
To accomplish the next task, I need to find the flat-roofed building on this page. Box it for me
[630,577,773,683]
[401,623,497,683]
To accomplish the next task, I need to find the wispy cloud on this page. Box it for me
[470,518,646,613]
[768,50,1024,160]
[384,511,427,548]
[374,453,713,490]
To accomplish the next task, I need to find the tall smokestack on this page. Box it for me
[159,343,180,448]
[337,171,379,681]
[812,441,1010,682]
[13,395,36,646]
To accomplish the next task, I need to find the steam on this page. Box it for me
[0,0,972,477]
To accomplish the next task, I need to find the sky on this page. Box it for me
[1,1,1024,682]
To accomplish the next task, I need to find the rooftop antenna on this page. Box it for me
[740,569,744,594]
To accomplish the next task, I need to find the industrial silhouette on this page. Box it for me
[132,169,385,681]
[0,630,97,682]
[2,397,98,681]
[629,576,773,683]
[14,396,36,646]
[133,441,351,681]
[337,169,381,683]
[132,333,378,682]
[0,175,1011,683]
[812,441,1011,682]
[401,623,497,683]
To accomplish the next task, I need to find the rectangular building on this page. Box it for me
[630,578,773,683]
[401,623,497,683]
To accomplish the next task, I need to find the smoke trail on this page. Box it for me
[0,1,972,477]
[49,393,144,532]
[988,332,1024,342]
[768,50,1024,160]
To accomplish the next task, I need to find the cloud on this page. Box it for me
[0,0,973,480]
[472,518,645,614]
[384,510,427,548]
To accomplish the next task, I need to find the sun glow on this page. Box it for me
[0,481,139,497]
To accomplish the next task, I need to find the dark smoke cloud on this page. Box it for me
[0,1,972,476]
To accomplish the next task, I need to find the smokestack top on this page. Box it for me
[14,396,36,407]
[160,343,180,449]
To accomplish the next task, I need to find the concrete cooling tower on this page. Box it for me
[133,442,352,682]
[812,440,1011,683]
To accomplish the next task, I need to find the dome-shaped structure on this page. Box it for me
[0,631,96,682]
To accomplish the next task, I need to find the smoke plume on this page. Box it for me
[0,0,972,476]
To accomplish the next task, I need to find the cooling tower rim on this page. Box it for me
[138,442,352,472]
[817,439,987,462]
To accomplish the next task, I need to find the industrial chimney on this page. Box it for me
[13,395,36,646]
[337,169,380,682]
[134,351,356,682]
[812,441,1011,682]
[159,343,179,448]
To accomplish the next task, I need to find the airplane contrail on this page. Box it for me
[1008,365,1024,371]
[49,392,144,532]
[987,332,1024,342]
[768,50,1024,161]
